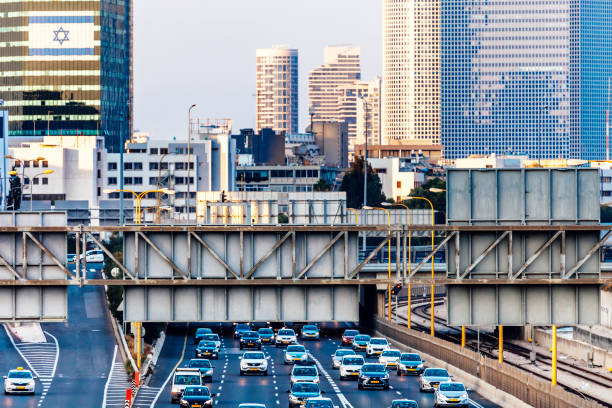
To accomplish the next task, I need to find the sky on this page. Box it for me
[133,0,382,139]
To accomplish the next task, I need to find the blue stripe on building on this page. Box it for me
[29,48,94,56]
[29,16,94,24]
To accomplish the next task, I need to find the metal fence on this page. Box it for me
[374,317,605,408]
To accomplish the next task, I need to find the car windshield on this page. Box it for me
[344,330,359,336]
[174,374,200,385]
[293,367,317,376]
[188,360,211,368]
[198,341,216,348]
[287,345,305,352]
[303,325,318,331]
[259,328,274,335]
[279,329,295,336]
[343,357,364,365]
[401,354,420,362]
[244,352,265,360]
[196,328,211,335]
[305,401,333,408]
[391,402,418,408]
[236,324,250,330]
[382,350,400,357]
[8,371,32,379]
[354,335,370,342]
[335,349,354,357]
[203,334,219,341]
[370,338,387,345]
[292,383,319,393]
[425,369,449,377]
[242,332,259,338]
[362,364,386,373]
[440,383,465,392]
[183,386,210,396]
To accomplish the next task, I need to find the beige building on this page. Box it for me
[354,77,382,152]
[382,0,440,145]
[256,46,298,134]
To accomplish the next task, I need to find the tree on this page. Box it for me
[340,157,386,209]
[402,177,446,222]
[313,178,331,192]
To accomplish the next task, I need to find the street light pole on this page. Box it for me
[359,96,369,253]
[186,104,196,223]
[364,206,392,322]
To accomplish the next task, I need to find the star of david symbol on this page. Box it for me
[53,27,70,45]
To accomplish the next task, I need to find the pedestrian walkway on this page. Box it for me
[132,385,162,407]
[103,345,131,408]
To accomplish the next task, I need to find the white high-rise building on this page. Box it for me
[355,77,382,150]
[382,0,440,145]
[308,45,361,123]
[256,46,298,134]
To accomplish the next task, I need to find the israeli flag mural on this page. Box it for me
[28,12,95,56]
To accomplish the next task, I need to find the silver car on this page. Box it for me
[331,348,356,369]
[433,382,469,408]
[239,351,269,376]
[290,365,319,385]
[378,349,401,370]
[339,355,364,380]
[419,368,453,392]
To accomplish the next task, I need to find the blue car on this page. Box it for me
[258,327,275,344]
[284,345,308,365]
[352,334,371,352]
[194,328,213,345]
[301,325,320,340]
[287,382,323,408]
[179,385,215,408]
[234,323,251,339]
[195,341,219,360]
[358,363,390,390]
[390,400,419,408]
[398,353,425,375]
[419,368,453,392]
[187,359,214,383]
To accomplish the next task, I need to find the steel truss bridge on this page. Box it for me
[0,224,608,323]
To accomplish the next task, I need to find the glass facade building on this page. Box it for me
[441,0,612,160]
[0,0,132,152]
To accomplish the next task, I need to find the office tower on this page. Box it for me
[308,45,361,123]
[355,77,382,150]
[256,46,298,134]
[0,0,132,152]
[382,0,440,145]
[441,0,612,160]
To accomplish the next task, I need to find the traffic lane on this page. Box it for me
[308,331,500,408]
[0,328,38,408]
[148,323,190,390]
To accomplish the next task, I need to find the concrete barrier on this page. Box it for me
[534,328,612,369]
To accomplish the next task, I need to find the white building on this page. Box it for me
[368,157,425,202]
[354,77,382,152]
[8,135,105,208]
[256,46,299,134]
[382,0,440,145]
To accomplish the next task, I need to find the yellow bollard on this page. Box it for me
[552,325,557,386]
[498,325,503,364]
[461,326,466,348]
[136,322,142,369]
[407,283,411,329]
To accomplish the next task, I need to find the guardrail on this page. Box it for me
[373,317,605,408]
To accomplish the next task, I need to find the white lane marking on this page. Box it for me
[101,345,118,408]
[308,353,354,408]
[469,398,485,408]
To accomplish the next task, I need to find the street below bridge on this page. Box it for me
[136,323,499,408]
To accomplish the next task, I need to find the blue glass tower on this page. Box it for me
[441,0,612,160]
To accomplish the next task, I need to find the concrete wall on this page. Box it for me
[534,328,612,368]
[601,289,612,328]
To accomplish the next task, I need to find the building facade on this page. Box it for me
[382,0,440,145]
[309,121,348,168]
[368,157,425,202]
[354,77,382,154]
[0,110,8,208]
[0,0,132,152]
[441,0,612,160]
[256,46,298,134]
[236,165,340,193]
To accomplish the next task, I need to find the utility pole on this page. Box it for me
[360,95,369,252]
[186,104,196,223]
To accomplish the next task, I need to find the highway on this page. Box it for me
[138,324,499,408]
[0,267,120,408]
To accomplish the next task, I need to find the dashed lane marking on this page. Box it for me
[150,325,189,408]
[308,352,354,408]
[102,345,134,408]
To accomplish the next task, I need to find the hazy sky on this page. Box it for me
[133,1,382,138]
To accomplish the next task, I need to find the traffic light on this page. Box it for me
[391,283,402,296]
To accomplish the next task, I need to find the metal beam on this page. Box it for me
[295,232,344,280]
[244,231,293,279]
[137,232,187,280]
[459,231,510,279]
[85,232,136,280]
[0,252,21,280]
[511,231,562,280]
[189,232,239,279]
[409,232,456,278]
[565,230,612,279]
[24,232,74,279]
[348,233,393,279]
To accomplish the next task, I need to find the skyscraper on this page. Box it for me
[308,45,361,123]
[256,46,298,135]
[441,0,612,160]
[382,0,440,145]
[0,0,132,152]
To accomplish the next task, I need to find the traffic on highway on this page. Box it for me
[138,323,499,408]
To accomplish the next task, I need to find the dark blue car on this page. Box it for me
[288,382,322,407]
[194,328,213,345]
[195,341,218,360]
[179,385,215,408]
[398,353,425,375]
[358,363,390,390]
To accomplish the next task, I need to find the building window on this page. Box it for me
[124,177,132,185]
[97,169,101,179]
[42,160,48,168]
[108,162,117,171]
[124,162,133,170]
[133,177,143,185]
[108,177,117,185]
[149,163,159,170]
[33,178,39,185]
[149,177,158,185]
[161,162,169,170]
[375,168,387,174]
[133,162,143,171]
[175,177,184,184]
[14,160,21,167]
[97,187,101,197]
[24,161,30,168]
[97,152,101,162]
[150,148,158,155]
[175,163,185,170]
[397,181,402,188]
[160,148,168,155]
[33,160,39,168]
[42,178,48,185]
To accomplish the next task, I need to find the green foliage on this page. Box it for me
[340,156,386,209]
[103,232,124,319]
[278,213,289,224]
[313,178,331,192]
[402,178,446,222]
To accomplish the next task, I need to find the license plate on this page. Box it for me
[433,384,439,388]
[450,399,459,402]
[193,405,202,408]
[388,362,396,365]
[371,380,379,384]
[283,341,290,344]
[204,352,211,355]
[250,368,258,371]
[17,386,26,390]
[349,372,358,376]
[248,343,254,346]
[408,368,416,371]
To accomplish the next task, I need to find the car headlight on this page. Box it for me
[180,399,188,405]
[417,363,424,368]
[172,387,179,393]
[461,393,468,399]
[206,369,213,375]
[289,394,299,402]
[359,375,367,380]
[382,374,389,380]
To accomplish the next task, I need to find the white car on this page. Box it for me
[331,348,356,369]
[378,349,401,370]
[3,367,35,394]
[365,337,389,358]
[275,328,297,347]
[239,351,269,375]
[81,249,104,263]
[339,355,365,380]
